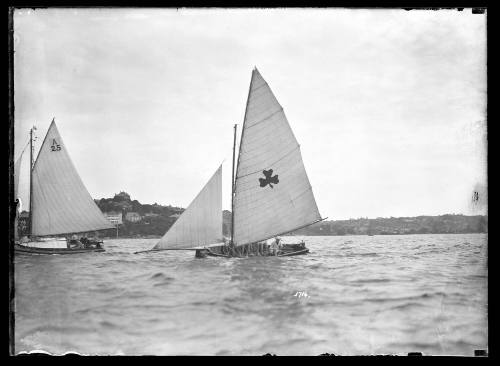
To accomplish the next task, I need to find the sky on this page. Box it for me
[13,8,487,220]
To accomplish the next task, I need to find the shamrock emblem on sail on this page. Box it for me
[259,169,279,189]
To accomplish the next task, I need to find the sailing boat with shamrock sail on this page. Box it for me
[14,119,115,254]
[209,67,325,257]
[137,67,325,258]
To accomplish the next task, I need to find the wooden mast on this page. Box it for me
[28,126,34,237]
[230,124,237,247]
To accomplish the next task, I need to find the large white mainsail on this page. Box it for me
[232,68,321,246]
[153,165,223,250]
[31,120,114,236]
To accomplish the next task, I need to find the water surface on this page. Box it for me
[14,233,488,355]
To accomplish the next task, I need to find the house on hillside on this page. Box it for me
[125,212,142,223]
[104,211,123,225]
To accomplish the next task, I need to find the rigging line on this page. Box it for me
[14,138,30,162]
[235,144,301,179]
[235,217,328,247]
[20,137,30,153]
[244,107,284,130]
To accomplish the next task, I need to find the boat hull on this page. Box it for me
[277,248,309,256]
[14,243,105,255]
[195,241,310,258]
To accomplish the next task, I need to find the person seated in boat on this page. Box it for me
[221,237,231,255]
[69,234,83,249]
[80,235,90,248]
[68,234,77,247]
[270,237,281,256]
[252,242,259,256]
[276,236,283,252]
[257,241,266,256]
[85,232,102,248]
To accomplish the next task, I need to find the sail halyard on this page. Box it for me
[153,165,223,250]
[30,119,114,237]
[232,68,322,246]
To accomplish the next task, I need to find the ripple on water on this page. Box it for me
[14,234,488,355]
[352,278,391,284]
[150,272,175,280]
[99,320,119,329]
[348,253,379,257]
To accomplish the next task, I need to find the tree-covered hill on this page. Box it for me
[93,191,232,238]
[291,214,488,236]
[17,190,487,239]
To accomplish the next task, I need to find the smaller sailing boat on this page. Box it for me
[135,165,224,255]
[14,119,115,254]
[136,68,325,258]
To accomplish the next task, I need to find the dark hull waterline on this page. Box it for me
[277,248,309,256]
[14,244,105,255]
[196,242,310,258]
[200,248,309,258]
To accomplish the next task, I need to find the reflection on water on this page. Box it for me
[14,233,487,355]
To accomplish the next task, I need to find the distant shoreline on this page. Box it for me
[292,214,487,237]
[101,232,487,240]
[19,192,486,239]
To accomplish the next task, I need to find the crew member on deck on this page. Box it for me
[270,237,280,256]
[70,234,83,249]
[276,236,283,253]
[80,235,90,248]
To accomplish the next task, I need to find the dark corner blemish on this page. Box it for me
[405,7,479,12]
